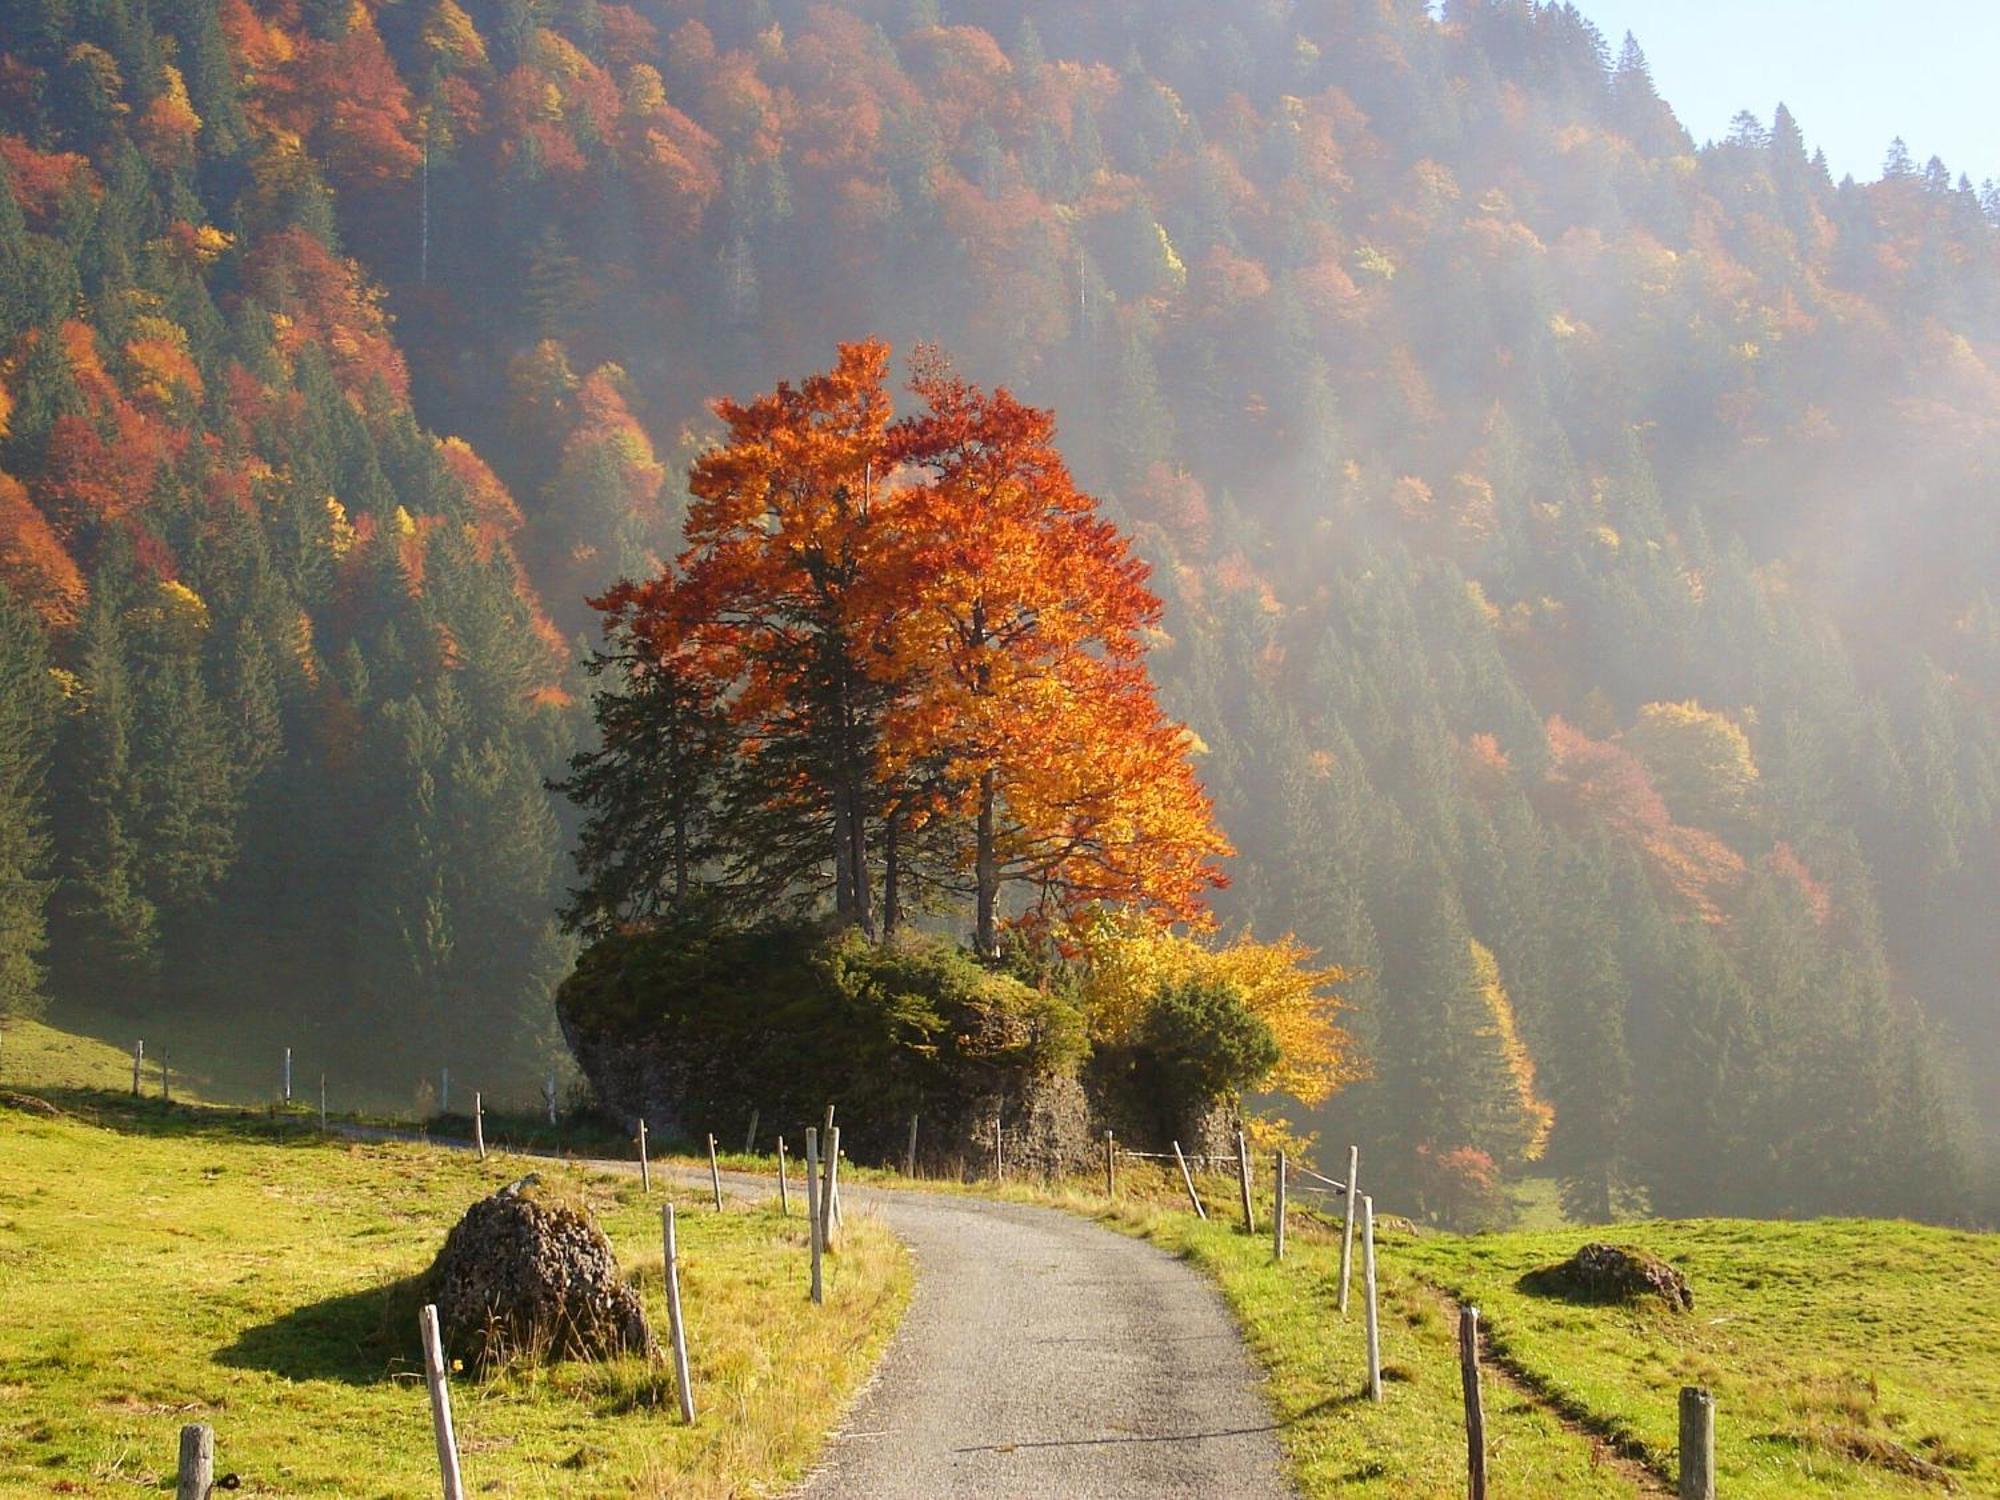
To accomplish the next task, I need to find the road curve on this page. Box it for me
[334,1126,1291,1497]
[792,1188,1293,1500]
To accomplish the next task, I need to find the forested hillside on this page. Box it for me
[3,0,1997,1220]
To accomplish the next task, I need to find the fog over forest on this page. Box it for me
[4,0,2000,1226]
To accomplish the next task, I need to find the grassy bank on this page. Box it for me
[0,1087,909,1496]
[857,1158,1994,1498]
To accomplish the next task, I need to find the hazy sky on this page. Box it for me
[1572,0,2000,186]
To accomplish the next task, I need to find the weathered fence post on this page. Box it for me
[637,1119,651,1194]
[283,1047,292,1104]
[777,1137,790,1215]
[707,1133,723,1210]
[663,1203,696,1424]
[1104,1130,1116,1199]
[160,1053,170,1102]
[744,1110,759,1156]
[1236,1131,1255,1235]
[1171,1141,1207,1220]
[906,1114,920,1177]
[1338,1144,1360,1315]
[1679,1387,1716,1500]
[821,1126,841,1249]
[1274,1151,1287,1260]
[992,1117,1003,1180]
[804,1127,824,1305]
[1362,1195,1382,1402]
[822,1105,843,1225]
[175,1423,213,1500]
[474,1092,486,1161]
[133,1040,143,1098]
[545,1070,558,1127]
[1461,1305,1487,1500]
[418,1303,466,1500]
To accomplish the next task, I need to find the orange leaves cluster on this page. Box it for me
[1542,716,1746,924]
[602,340,1228,939]
[0,470,86,627]
[245,1,420,185]
[0,135,96,224]
[244,228,410,403]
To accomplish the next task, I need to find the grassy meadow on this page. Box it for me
[940,1159,1997,1499]
[5,1017,1995,1498]
[0,1032,910,1498]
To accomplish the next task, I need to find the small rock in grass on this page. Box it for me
[1522,1242,1694,1311]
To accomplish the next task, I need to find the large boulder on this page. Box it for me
[1523,1242,1694,1311]
[426,1177,654,1370]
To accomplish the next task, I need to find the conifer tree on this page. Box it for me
[54,600,160,998]
[0,585,59,1016]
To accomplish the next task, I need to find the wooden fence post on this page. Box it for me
[1236,1131,1255,1235]
[906,1114,920,1177]
[319,1073,327,1135]
[1461,1305,1487,1500]
[744,1110,759,1156]
[777,1137,790,1215]
[418,1303,466,1500]
[804,1128,824,1305]
[1362,1194,1382,1402]
[175,1423,213,1500]
[821,1126,841,1249]
[283,1047,292,1105]
[663,1204,696,1424]
[1171,1141,1207,1220]
[1338,1144,1360,1315]
[992,1117,1003,1180]
[160,1053,170,1102]
[545,1071,558,1127]
[707,1133,723,1210]
[1274,1151,1287,1260]
[637,1119,651,1195]
[133,1040,143,1098]
[822,1105,842,1224]
[474,1093,486,1161]
[1105,1130,1116,1199]
[1679,1387,1716,1500]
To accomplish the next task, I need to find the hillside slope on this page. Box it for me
[1,0,1997,1216]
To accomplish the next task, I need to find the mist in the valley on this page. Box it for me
[3,0,1998,1228]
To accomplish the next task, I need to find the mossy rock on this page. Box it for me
[1520,1242,1694,1311]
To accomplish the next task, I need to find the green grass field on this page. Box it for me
[6,1017,1995,1498]
[0,1043,910,1497]
[942,1159,1997,1499]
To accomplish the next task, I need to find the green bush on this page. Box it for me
[556,917,1087,1158]
[1137,976,1279,1118]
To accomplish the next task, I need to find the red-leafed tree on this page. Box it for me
[580,340,1228,952]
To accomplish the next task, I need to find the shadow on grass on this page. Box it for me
[215,1275,428,1386]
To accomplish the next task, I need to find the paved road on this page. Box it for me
[339,1125,1292,1498]
[792,1189,1293,1500]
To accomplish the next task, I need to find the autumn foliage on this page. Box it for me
[596,340,1230,953]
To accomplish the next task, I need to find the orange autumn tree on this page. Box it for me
[577,340,1229,951]
[882,350,1229,954]
[592,339,903,933]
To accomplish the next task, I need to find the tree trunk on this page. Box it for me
[975,768,998,959]
[883,808,902,939]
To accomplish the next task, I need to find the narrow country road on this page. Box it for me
[791,1187,1294,1500]
[340,1125,1293,1497]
